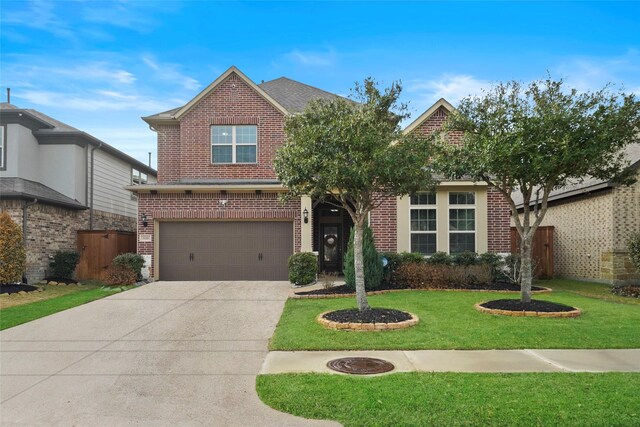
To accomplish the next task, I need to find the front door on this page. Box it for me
[320,224,342,272]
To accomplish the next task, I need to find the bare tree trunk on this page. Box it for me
[353,220,370,311]
[520,236,534,303]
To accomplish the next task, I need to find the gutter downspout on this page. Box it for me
[89,142,102,230]
[84,144,89,212]
[22,198,38,247]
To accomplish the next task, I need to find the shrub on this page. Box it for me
[288,252,317,286]
[104,264,137,286]
[0,212,26,284]
[344,225,383,291]
[381,252,424,287]
[478,252,505,282]
[451,251,479,266]
[113,253,145,281]
[629,232,640,273]
[396,263,492,289]
[49,250,80,280]
[426,251,452,265]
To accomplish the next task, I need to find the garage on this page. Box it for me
[158,221,293,281]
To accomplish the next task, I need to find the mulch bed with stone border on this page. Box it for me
[41,278,78,286]
[475,299,582,318]
[294,283,552,299]
[0,284,42,295]
[317,308,419,331]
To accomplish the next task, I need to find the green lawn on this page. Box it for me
[0,287,128,330]
[544,278,640,305]
[257,372,640,427]
[270,286,640,350]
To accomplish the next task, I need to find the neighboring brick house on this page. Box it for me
[129,66,511,281]
[0,103,157,282]
[515,143,640,285]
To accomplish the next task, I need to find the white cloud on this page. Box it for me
[406,74,491,105]
[17,89,176,113]
[141,54,200,91]
[1,0,74,39]
[552,50,640,94]
[286,49,336,67]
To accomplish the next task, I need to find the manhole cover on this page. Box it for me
[327,357,395,375]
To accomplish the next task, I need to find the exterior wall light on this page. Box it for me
[141,213,148,227]
[303,208,309,224]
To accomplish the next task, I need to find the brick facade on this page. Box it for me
[156,74,285,184]
[487,187,511,253]
[520,171,639,284]
[411,106,511,253]
[1,200,135,283]
[370,195,397,252]
[137,192,301,278]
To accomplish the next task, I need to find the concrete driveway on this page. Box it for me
[0,281,339,426]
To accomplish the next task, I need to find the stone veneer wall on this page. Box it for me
[609,175,640,283]
[1,200,136,283]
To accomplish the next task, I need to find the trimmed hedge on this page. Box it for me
[288,252,317,286]
[113,253,145,281]
[396,263,493,289]
[49,250,80,280]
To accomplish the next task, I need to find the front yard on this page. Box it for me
[257,372,640,427]
[260,279,640,426]
[270,279,640,351]
[0,282,130,330]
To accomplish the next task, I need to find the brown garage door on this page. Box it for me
[159,221,293,281]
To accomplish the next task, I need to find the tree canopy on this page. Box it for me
[435,78,640,301]
[275,78,437,310]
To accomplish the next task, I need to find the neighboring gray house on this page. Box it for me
[0,103,157,282]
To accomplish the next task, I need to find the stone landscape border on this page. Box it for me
[293,286,552,299]
[474,302,582,318]
[0,286,44,297]
[316,310,420,331]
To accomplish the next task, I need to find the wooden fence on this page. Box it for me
[510,226,554,279]
[76,230,136,280]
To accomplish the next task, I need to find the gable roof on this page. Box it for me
[0,103,156,176]
[402,98,455,134]
[0,177,86,210]
[175,66,289,119]
[259,77,345,113]
[141,67,346,125]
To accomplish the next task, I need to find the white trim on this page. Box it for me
[211,125,257,164]
[174,66,290,119]
[409,192,437,255]
[447,191,476,254]
[403,98,456,135]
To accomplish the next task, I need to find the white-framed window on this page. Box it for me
[448,191,475,253]
[132,168,148,185]
[410,192,437,255]
[211,125,257,164]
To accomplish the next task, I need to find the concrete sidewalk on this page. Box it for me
[261,349,640,375]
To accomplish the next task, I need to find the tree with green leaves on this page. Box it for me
[275,79,437,311]
[435,79,640,303]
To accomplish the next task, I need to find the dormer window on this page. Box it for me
[211,125,257,164]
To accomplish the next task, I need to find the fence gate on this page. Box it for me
[510,226,554,279]
[76,230,136,280]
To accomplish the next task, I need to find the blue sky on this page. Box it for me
[1,1,639,169]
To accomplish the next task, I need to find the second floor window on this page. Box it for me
[211,125,257,164]
[132,168,148,185]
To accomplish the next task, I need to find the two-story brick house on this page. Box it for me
[129,66,510,281]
